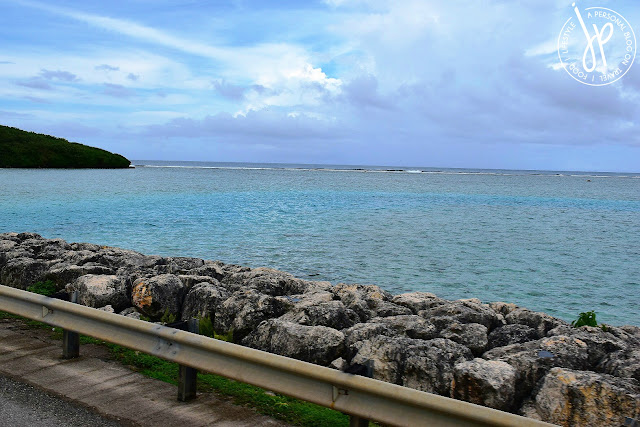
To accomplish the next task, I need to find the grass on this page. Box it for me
[26,280,57,296]
[0,310,352,427]
[0,124,130,168]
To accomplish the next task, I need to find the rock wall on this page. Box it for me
[1,232,638,426]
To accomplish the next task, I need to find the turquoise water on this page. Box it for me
[1,161,638,326]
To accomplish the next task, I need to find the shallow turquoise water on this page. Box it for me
[1,162,638,326]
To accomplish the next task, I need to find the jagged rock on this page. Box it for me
[119,307,141,319]
[280,299,359,330]
[547,325,628,368]
[419,300,504,331]
[131,274,185,320]
[505,308,567,338]
[598,348,640,382]
[97,305,115,313]
[222,267,310,296]
[528,367,640,426]
[45,264,115,287]
[452,358,517,411]
[332,283,393,322]
[391,291,445,314]
[177,274,220,290]
[163,257,205,274]
[488,301,518,317]
[214,290,292,340]
[372,301,413,317]
[181,281,229,322]
[69,274,129,312]
[242,319,344,366]
[373,315,438,340]
[483,335,590,404]
[0,257,48,289]
[330,357,347,371]
[487,324,539,350]
[440,323,488,355]
[350,336,473,395]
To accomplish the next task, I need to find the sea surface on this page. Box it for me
[1,161,638,326]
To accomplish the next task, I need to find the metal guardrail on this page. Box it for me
[0,285,554,427]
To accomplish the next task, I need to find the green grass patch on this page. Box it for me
[26,280,57,296]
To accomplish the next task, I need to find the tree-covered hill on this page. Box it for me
[0,125,131,168]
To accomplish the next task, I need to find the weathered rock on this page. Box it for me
[45,264,115,287]
[452,358,517,411]
[181,281,228,322]
[598,348,640,382]
[69,274,129,312]
[488,301,518,317]
[332,283,393,322]
[97,305,115,313]
[483,335,591,404]
[391,291,445,314]
[419,300,504,331]
[547,325,628,368]
[222,267,310,296]
[528,367,640,427]
[505,308,567,338]
[440,323,488,355]
[119,307,141,319]
[0,257,48,289]
[242,319,345,366]
[131,274,185,320]
[487,324,539,350]
[350,336,473,395]
[214,290,292,340]
[373,315,439,340]
[372,301,413,317]
[280,299,359,330]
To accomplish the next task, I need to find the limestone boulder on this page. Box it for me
[487,324,539,350]
[419,300,504,331]
[528,367,640,426]
[242,319,345,366]
[440,322,489,355]
[131,274,185,320]
[505,308,568,338]
[70,274,129,312]
[181,281,229,322]
[451,358,517,411]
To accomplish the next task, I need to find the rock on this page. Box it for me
[45,264,115,287]
[164,257,205,274]
[373,315,438,340]
[242,319,345,366]
[488,301,518,317]
[483,335,591,404]
[440,323,488,355]
[372,301,413,317]
[330,357,347,371]
[177,274,220,290]
[419,300,504,331]
[0,257,48,289]
[280,299,359,330]
[131,274,185,320]
[505,308,567,338]
[487,324,539,350]
[222,267,310,296]
[332,283,393,322]
[391,292,445,314]
[97,305,115,313]
[547,325,628,368]
[451,358,517,411]
[69,274,129,312]
[181,281,229,322]
[350,336,473,395]
[598,348,640,382]
[118,307,141,319]
[214,290,292,340]
[529,367,640,426]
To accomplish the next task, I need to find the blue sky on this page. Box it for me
[1,0,639,171]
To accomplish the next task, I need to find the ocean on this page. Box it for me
[1,161,638,326]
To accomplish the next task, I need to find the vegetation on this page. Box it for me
[571,311,598,328]
[0,125,130,168]
[26,280,57,296]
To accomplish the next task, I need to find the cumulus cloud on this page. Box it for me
[103,83,135,98]
[39,69,79,81]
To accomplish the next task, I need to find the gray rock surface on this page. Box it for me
[180,281,228,322]
[68,274,129,312]
[451,358,517,411]
[131,274,185,319]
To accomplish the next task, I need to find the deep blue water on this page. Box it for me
[1,161,638,326]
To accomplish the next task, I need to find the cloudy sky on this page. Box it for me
[1,0,639,171]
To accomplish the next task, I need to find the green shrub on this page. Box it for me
[571,311,598,328]
[196,315,233,342]
[26,280,57,296]
[160,309,177,325]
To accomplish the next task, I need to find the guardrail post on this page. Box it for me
[62,291,80,359]
[345,360,374,427]
[177,319,199,402]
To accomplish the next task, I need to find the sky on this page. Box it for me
[0,0,639,172]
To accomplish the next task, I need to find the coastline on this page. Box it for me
[1,232,638,425]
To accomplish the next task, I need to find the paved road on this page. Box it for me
[0,375,124,427]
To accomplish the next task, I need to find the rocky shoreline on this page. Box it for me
[1,232,638,426]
